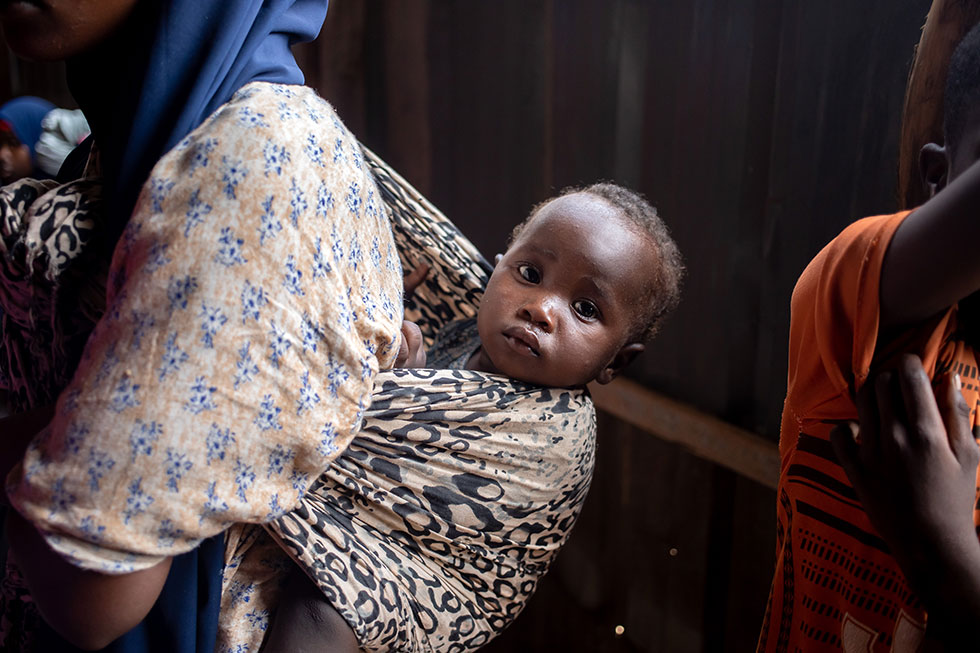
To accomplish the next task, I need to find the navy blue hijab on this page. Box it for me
[68,0,329,233]
[42,2,328,650]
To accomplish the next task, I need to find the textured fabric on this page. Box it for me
[358,147,493,350]
[220,368,597,653]
[0,151,105,411]
[426,317,480,369]
[1,82,594,653]
[758,211,980,652]
[66,0,328,235]
[5,82,402,573]
[0,97,54,158]
[3,4,330,650]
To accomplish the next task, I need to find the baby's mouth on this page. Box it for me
[503,326,540,356]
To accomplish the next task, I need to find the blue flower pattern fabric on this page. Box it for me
[6,82,403,574]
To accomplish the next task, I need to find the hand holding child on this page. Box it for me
[829,354,980,648]
[394,263,431,368]
[395,320,426,368]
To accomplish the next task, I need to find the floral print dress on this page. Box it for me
[3,81,403,575]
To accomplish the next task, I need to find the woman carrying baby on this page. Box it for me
[0,0,403,649]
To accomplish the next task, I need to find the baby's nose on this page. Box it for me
[521,296,557,331]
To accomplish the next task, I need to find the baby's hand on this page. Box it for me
[394,320,426,368]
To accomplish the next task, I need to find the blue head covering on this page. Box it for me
[67,0,329,232]
[0,96,55,157]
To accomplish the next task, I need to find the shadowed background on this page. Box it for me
[1,1,937,650]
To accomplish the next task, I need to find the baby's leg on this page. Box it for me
[263,564,359,653]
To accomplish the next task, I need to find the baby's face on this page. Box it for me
[476,193,655,387]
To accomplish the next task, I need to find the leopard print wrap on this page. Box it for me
[0,154,107,411]
[259,368,596,652]
[362,146,493,347]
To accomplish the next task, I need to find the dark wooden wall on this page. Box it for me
[2,1,932,651]
[297,2,930,651]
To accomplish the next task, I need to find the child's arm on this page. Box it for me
[5,508,172,649]
[881,157,980,327]
[830,354,980,647]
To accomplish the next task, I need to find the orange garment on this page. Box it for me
[758,211,980,652]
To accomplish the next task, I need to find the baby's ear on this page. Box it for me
[595,343,645,384]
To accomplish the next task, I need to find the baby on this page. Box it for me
[400,182,683,387]
[264,181,684,650]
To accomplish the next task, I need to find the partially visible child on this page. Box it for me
[758,21,980,653]
[0,96,90,185]
[263,182,684,651]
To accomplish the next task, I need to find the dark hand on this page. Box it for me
[830,354,980,645]
[394,320,426,368]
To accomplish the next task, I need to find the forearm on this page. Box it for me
[5,509,172,650]
[881,156,980,327]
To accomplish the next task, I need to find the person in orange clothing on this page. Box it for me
[758,22,980,652]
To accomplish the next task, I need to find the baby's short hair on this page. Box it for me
[508,182,684,341]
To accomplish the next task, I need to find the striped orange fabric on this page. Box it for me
[758,211,980,652]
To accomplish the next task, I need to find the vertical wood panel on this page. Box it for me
[299,1,369,140]
[297,1,930,651]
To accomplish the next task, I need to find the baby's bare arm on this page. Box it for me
[394,320,427,368]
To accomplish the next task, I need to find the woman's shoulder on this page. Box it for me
[224,81,339,127]
[141,81,366,217]
[169,81,347,161]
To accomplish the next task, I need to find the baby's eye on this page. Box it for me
[573,299,599,320]
[518,264,541,283]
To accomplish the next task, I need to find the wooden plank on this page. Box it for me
[588,377,780,489]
